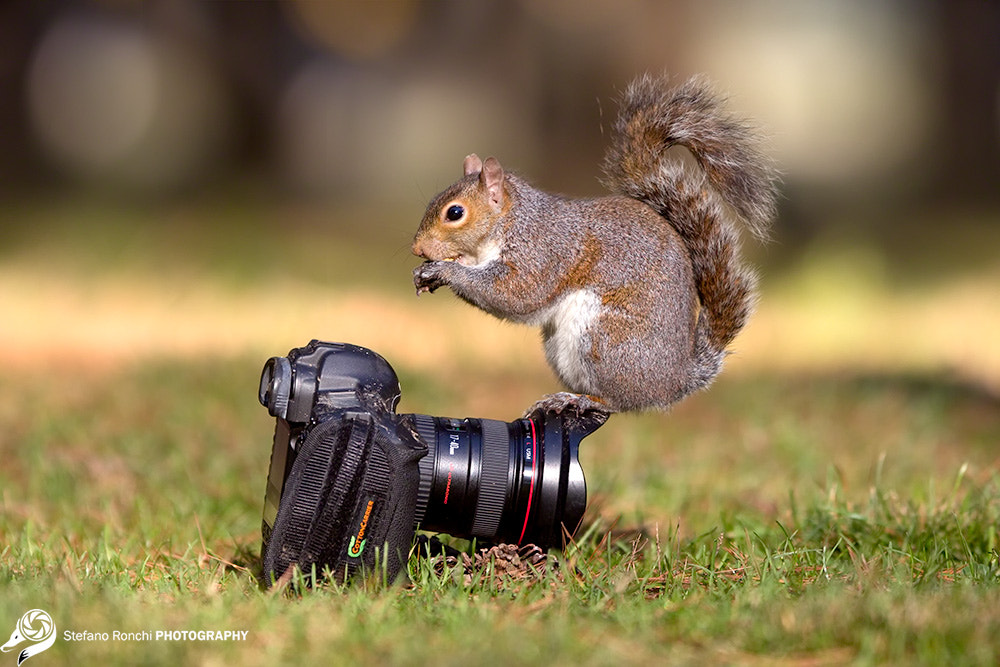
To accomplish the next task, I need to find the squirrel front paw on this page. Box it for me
[524,392,614,421]
[413,261,448,295]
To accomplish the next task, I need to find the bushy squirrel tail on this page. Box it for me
[601,74,778,394]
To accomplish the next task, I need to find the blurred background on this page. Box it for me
[0,0,998,403]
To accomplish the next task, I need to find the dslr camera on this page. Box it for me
[258,340,607,585]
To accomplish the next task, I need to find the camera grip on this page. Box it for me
[262,411,424,587]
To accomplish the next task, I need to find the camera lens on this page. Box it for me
[409,412,598,548]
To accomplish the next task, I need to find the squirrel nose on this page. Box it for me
[411,240,425,258]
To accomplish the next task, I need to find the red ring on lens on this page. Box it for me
[517,418,539,544]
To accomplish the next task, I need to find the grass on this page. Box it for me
[1,195,999,665]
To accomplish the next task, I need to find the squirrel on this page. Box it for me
[411,74,778,416]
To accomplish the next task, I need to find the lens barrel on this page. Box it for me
[409,412,593,548]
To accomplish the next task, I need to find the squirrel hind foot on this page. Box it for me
[523,392,614,421]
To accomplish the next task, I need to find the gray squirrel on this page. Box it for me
[412,74,778,415]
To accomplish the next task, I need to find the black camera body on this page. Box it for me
[258,340,606,585]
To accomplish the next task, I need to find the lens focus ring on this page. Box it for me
[471,419,510,537]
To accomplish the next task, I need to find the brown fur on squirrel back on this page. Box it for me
[601,74,778,392]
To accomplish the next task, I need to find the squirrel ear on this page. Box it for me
[480,157,504,208]
[463,154,483,176]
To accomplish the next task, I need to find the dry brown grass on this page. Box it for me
[3,257,998,395]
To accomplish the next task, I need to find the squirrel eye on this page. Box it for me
[445,204,465,222]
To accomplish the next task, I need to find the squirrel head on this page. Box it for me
[412,154,509,266]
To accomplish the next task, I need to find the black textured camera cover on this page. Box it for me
[262,410,424,586]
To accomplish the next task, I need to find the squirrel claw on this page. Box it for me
[524,393,613,422]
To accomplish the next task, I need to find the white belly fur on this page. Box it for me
[538,289,602,393]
